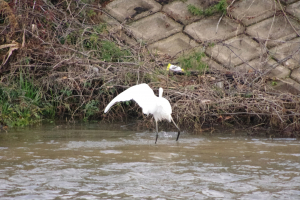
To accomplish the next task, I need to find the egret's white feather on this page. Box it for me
[104,83,156,115]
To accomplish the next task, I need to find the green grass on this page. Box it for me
[83,35,132,62]
[272,81,277,86]
[188,0,227,16]
[0,71,55,127]
[0,86,41,127]
[99,40,132,62]
[60,23,130,62]
[94,24,107,34]
[83,100,99,122]
[177,51,208,73]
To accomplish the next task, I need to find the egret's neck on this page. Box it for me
[159,88,163,98]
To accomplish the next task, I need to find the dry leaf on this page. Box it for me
[224,116,232,120]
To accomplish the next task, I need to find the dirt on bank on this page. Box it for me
[0,0,299,137]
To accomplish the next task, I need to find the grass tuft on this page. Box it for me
[188,0,227,16]
[177,51,208,73]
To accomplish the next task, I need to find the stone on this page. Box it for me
[235,58,291,79]
[162,0,207,25]
[291,67,300,83]
[93,13,138,46]
[105,0,162,22]
[206,34,261,67]
[271,78,300,95]
[202,56,226,71]
[269,65,291,79]
[229,0,279,26]
[286,1,300,20]
[247,15,300,48]
[148,32,198,57]
[184,15,244,42]
[269,37,300,70]
[128,12,183,43]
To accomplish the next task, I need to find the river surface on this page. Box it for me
[0,123,299,199]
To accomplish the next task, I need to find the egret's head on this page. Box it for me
[159,87,163,98]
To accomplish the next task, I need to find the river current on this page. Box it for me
[0,123,299,199]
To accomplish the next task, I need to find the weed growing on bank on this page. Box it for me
[0,70,54,126]
[188,0,228,16]
[177,52,208,74]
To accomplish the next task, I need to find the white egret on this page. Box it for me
[104,83,180,144]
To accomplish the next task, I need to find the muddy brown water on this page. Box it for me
[0,123,300,199]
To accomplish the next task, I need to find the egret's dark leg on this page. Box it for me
[171,118,181,141]
[155,120,159,144]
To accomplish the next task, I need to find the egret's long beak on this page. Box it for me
[171,118,180,141]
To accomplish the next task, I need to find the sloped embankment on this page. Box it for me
[0,0,300,137]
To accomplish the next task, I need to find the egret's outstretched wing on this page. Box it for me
[104,83,156,114]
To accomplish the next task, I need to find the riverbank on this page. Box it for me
[0,0,300,137]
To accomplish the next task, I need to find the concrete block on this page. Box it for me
[93,13,138,46]
[291,67,300,83]
[206,35,261,67]
[235,58,290,79]
[116,31,139,46]
[202,56,226,71]
[229,0,279,26]
[128,12,183,43]
[106,0,162,22]
[272,78,300,95]
[148,32,198,57]
[162,0,206,25]
[184,15,244,42]
[269,37,300,70]
[247,15,300,48]
[286,1,300,20]
[267,64,291,79]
